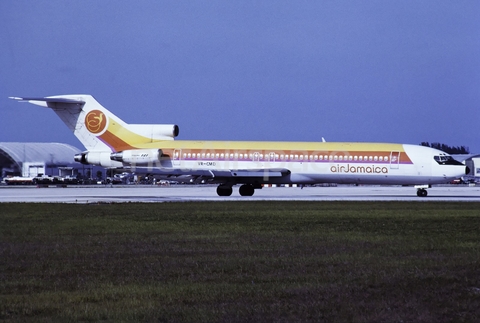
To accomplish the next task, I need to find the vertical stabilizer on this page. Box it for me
[10,95,179,152]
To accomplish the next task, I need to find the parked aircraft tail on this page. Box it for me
[9,95,179,152]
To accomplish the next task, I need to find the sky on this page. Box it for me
[1,1,479,153]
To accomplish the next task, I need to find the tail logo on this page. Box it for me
[85,110,107,134]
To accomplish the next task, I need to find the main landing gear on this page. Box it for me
[216,185,233,196]
[239,184,255,196]
[216,184,256,196]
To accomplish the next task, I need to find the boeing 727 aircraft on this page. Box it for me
[10,95,467,197]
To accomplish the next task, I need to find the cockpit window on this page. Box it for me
[434,155,464,166]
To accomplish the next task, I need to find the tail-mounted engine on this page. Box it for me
[128,124,179,141]
[74,152,123,167]
[110,149,164,165]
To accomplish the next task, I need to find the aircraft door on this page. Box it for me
[390,151,400,169]
[173,149,182,166]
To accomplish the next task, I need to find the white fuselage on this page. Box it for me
[119,142,465,186]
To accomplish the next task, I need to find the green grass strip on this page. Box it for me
[1,202,480,322]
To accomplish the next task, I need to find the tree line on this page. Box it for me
[420,142,470,154]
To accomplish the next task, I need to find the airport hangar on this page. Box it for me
[0,142,86,179]
[1,142,479,182]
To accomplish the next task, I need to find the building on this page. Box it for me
[0,142,82,179]
[452,154,480,182]
[462,155,480,181]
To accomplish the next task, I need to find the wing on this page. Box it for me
[129,167,291,184]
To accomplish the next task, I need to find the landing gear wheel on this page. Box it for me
[239,184,255,196]
[416,189,428,197]
[216,185,233,196]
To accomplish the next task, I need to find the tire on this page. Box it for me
[239,184,255,196]
[217,185,233,196]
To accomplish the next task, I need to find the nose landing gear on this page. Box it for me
[416,189,428,197]
[415,185,430,197]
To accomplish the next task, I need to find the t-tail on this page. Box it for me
[9,94,179,166]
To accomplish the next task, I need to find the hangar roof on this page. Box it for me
[0,142,81,166]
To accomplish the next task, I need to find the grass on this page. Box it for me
[1,202,480,322]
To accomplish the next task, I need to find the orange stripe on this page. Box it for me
[99,131,136,152]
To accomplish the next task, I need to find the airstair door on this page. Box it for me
[173,149,182,166]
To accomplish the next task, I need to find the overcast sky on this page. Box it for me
[1,1,479,153]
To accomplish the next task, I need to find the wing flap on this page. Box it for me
[211,168,291,178]
[229,169,290,178]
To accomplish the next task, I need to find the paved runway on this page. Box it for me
[0,184,479,203]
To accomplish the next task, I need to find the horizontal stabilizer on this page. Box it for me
[9,96,85,108]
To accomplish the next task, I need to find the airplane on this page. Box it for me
[10,94,468,197]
